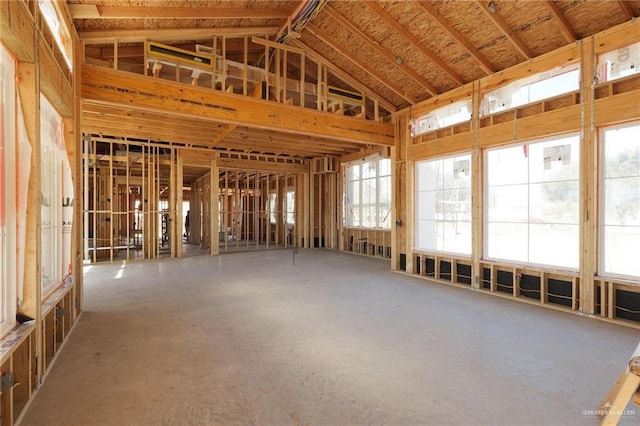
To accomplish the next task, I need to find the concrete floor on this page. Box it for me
[21,249,639,425]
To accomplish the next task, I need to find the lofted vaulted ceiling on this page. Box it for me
[71,0,640,163]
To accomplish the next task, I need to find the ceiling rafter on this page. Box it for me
[544,0,576,43]
[416,1,496,75]
[276,0,309,40]
[364,1,465,86]
[79,27,278,44]
[324,5,438,97]
[475,0,532,60]
[68,4,291,20]
[306,24,417,104]
[289,40,398,113]
[618,0,635,19]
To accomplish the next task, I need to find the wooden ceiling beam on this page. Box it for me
[69,5,291,19]
[475,0,533,59]
[306,24,417,104]
[290,39,397,112]
[416,1,496,74]
[79,27,279,44]
[324,5,438,96]
[364,1,465,86]
[211,124,238,147]
[81,64,394,146]
[544,0,577,43]
[618,0,635,19]
[276,0,309,41]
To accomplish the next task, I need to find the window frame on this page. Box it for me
[599,120,640,280]
[343,157,392,230]
[1,43,18,338]
[484,134,581,270]
[415,152,473,257]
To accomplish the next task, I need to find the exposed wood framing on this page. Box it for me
[364,1,465,86]
[306,24,417,104]
[68,5,291,19]
[79,27,279,43]
[544,0,577,43]
[416,1,496,75]
[291,39,397,113]
[618,0,635,20]
[324,5,438,96]
[81,65,394,146]
[475,0,533,60]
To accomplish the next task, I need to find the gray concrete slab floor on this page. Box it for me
[20,249,640,426]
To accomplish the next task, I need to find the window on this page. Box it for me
[41,94,66,297]
[268,193,277,224]
[1,43,17,337]
[285,191,295,225]
[344,158,391,229]
[38,0,73,71]
[413,99,472,136]
[600,122,640,278]
[599,42,640,82]
[481,64,580,115]
[416,154,472,255]
[485,135,580,269]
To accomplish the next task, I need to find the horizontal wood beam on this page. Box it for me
[69,4,291,19]
[79,27,279,44]
[81,64,394,146]
[216,157,308,173]
[251,37,305,55]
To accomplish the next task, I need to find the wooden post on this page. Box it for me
[211,156,219,255]
[300,54,306,108]
[471,80,483,289]
[243,35,248,96]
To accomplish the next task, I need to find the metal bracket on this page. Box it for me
[0,372,14,391]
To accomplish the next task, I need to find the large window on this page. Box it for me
[601,122,640,278]
[486,135,580,269]
[481,64,580,115]
[41,94,69,297]
[1,43,17,337]
[416,154,472,255]
[345,158,391,229]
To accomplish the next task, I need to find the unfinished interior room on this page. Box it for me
[1,0,640,424]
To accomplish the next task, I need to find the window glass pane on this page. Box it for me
[347,164,360,181]
[487,222,528,263]
[442,221,472,255]
[486,135,579,268]
[487,146,529,186]
[487,185,528,223]
[362,178,376,204]
[417,191,436,221]
[379,158,391,176]
[416,154,471,254]
[529,224,579,268]
[362,161,377,179]
[599,42,640,82]
[603,226,640,276]
[602,122,640,277]
[530,181,579,224]
[378,207,391,228]
[378,176,391,204]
